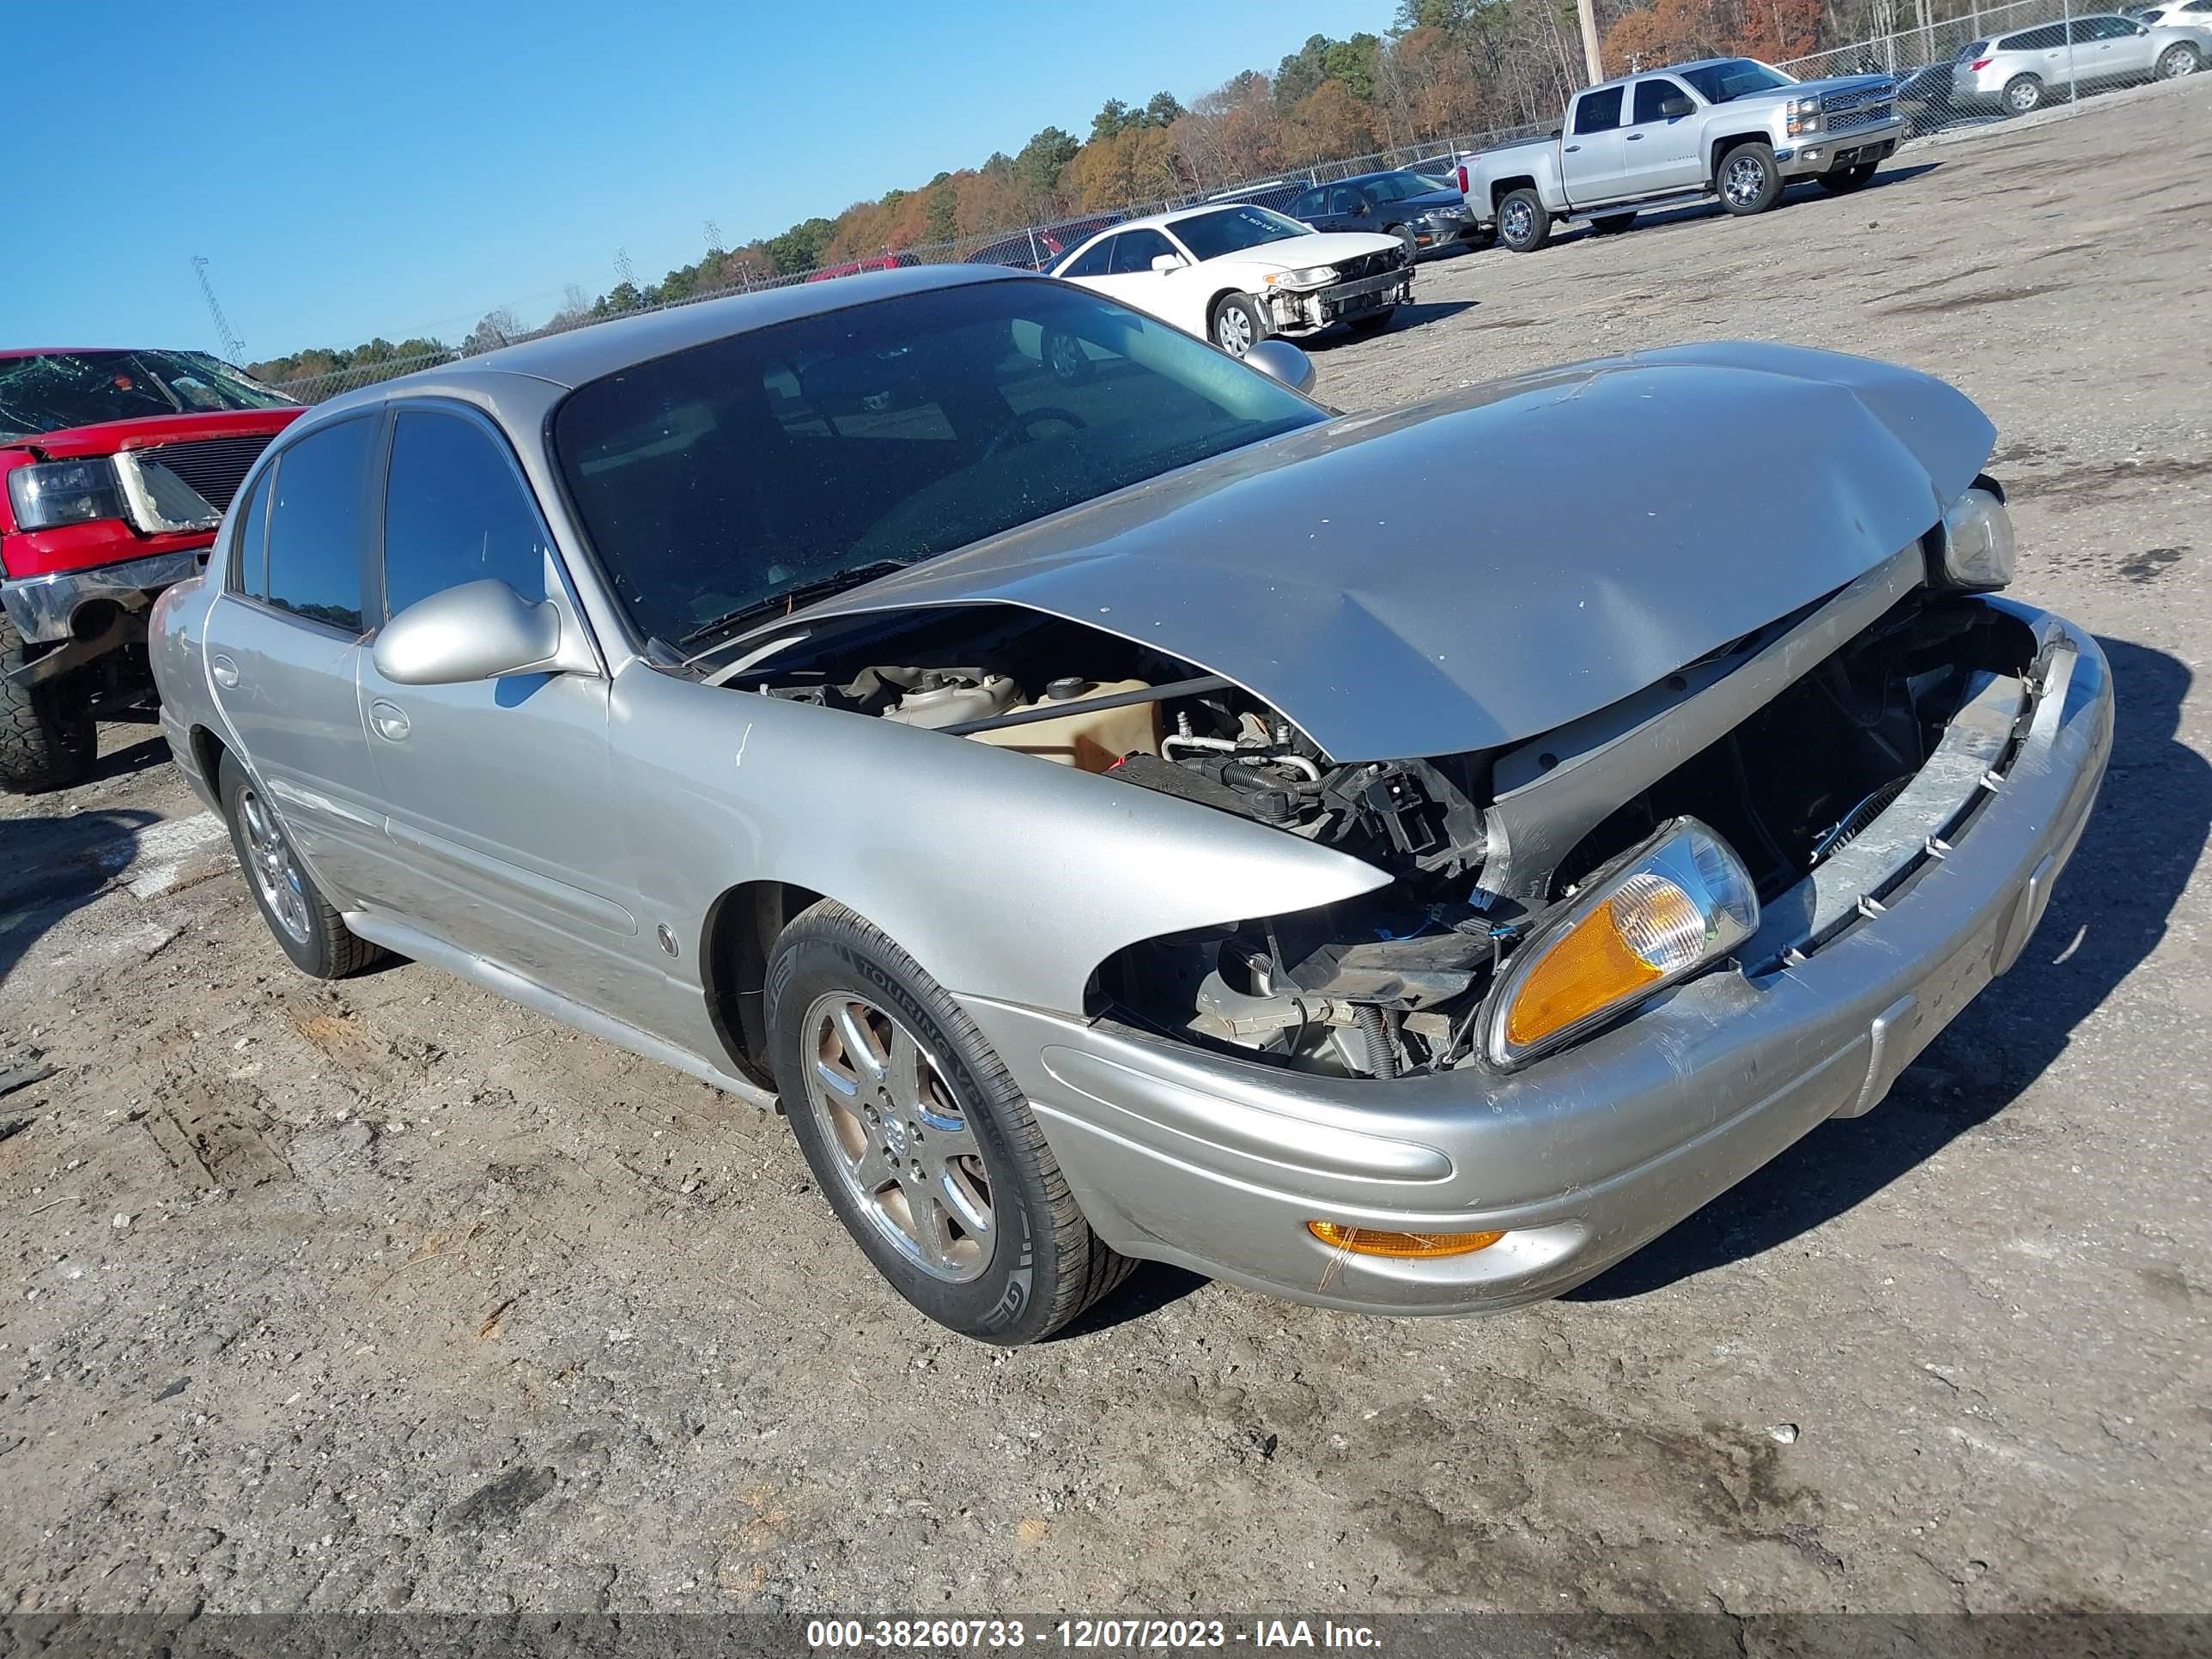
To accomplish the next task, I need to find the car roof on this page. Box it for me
[313,264,1034,408]
[1999,11,2131,31]
[1575,56,1747,94]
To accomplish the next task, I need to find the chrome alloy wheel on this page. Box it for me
[2007,78,2042,112]
[802,993,994,1282]
[1501,197,1534,243]
[1214,305,1255,355]
[1723,154,1767,207]
[239,785,312,944]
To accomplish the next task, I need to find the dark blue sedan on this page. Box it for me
[1285,169,1487,257]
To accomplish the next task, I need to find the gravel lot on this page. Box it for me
[5,78,2208,1622]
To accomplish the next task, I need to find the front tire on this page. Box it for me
[0,617,96,793]
[1497,188,1552,252]
[2004,74,2046,114]
[2157,42,2200,78]
[1346,306,1398,334]
[218,750,385,979]
[1818,162,1878,193]
[1209,293,1267,357]
[767,900,1132,1345]
[1717,142,1783,215]
[1386,223,1419,261]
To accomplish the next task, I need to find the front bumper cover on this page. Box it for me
[1,546,205,646]
[1267,265,1414,333]
[958,600,2112,1316]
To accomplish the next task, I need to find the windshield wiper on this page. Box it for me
[677,560,910,661]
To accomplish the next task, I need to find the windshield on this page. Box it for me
[1675,59,1797,103]
[1364,173,1438,202]
[0,350,294,441]
[1166,205,1313,261]
[552,280,1327,649]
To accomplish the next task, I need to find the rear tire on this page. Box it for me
[1497,188,1552,252]
[1818,162,1878,193]
[2003,74,2046,114]
[767,900,1133,1345]
[1717,142,1783,215]
[1589,212,1638,234]
[0,617,97,793]
[218,750,385,980]
[1209,293,1267,357]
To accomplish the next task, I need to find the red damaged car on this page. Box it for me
[0,348,300,790]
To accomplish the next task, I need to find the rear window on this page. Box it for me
[0,350,293,442]
[1957,38,1990,58]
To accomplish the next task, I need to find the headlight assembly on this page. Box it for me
[1277,265,1339,288]
[1933,483,2016,591]
[6,458,127,532]
[1485,819,1759,1069]
[1786,95,1823,135]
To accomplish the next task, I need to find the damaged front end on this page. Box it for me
[716,478,2045,1085]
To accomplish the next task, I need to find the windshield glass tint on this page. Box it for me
[0,351,294,441]
[1167,205,1311,260]
[1363,173,1433,202]
[1677,59,1796,102]
[553,281,1326,647]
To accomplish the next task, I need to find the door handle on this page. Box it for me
[210,653,240,690]
[1626,132,1644,140]
[369,698,412,742]
[1565,143,1581,152]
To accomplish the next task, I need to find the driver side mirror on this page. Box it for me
[1243,339,1317,396]
[1150,252,1187,274]
[373,579,598,686]
[1661,95,1694,117]
[1352,200,1372,216]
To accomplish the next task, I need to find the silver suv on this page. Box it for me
[1954,12,2205,114]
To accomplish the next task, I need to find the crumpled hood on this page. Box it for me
[776,341,1996,762]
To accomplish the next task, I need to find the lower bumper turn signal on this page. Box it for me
[1308,1220,1506,1259]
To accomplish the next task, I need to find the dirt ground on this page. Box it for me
[4,77,2208,1622]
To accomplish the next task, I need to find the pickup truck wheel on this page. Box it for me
[1497,188,1552,252]
[0,617,97,793]
[218,750,386,979]
[1717,142,1783,215]
[1589,212,1638,234]
[1818,162,1878,193]
[1210,294,1267,357]
[2157,42,2201,77]
[767,899,1133,1345]
[2003,74,2046,114]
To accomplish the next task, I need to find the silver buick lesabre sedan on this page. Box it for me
[150,266,2112,1344]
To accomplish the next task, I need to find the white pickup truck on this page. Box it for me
[1458,57,1908,252]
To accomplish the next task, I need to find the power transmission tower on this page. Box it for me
[614,246,635,288]
[191,256,246,363]
[703,218,725,253]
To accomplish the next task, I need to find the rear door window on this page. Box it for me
[263,416,374,634]
[1573,88,1626,134]
[229,466,273,599]
[380,410,550,619]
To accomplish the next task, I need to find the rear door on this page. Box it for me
[353,402,643,1008]
[1560,87,1631,205]
[202,413,391,903]
[1622,77,1703,193]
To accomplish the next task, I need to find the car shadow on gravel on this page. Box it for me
[1586,161,1944,242]
[1305,299,1478,349]
[1570,635,2207,1300]
[0,807,156,985]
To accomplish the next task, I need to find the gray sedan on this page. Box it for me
[151,267,2111,1344]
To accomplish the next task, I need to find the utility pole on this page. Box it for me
[1576,0,1604,84]
[191,256,246,364]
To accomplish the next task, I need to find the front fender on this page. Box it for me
[609,665,1392,1015]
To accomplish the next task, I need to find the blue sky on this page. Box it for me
[16,0,1399,360]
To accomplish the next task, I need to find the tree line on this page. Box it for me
[251,0,1948,386]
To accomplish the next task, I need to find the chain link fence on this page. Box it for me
[267,0,2191,404]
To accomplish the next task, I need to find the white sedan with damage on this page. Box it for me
[1049,203,1412,356]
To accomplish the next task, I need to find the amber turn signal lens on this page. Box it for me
[1503,872,1696,1049]
[1308,1220,1506,1259]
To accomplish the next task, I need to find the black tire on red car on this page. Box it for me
[0,616,97,793]
[766,898,1133,1345]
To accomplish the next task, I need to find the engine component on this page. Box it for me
[965,678,1163,773]
[879,672,1020,729]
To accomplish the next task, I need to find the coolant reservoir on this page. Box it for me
[967,678,1161,774]
[881,673,1019,729]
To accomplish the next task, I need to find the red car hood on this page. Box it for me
[3,406,302,458]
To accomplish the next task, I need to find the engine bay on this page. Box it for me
[710,588,2041,1082]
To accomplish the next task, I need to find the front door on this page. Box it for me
[1087,227,1184,315]
[202,413,390,904]
[354,404,647,1018]
[1561,85,1632,205]
[1623,78,1704,194]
